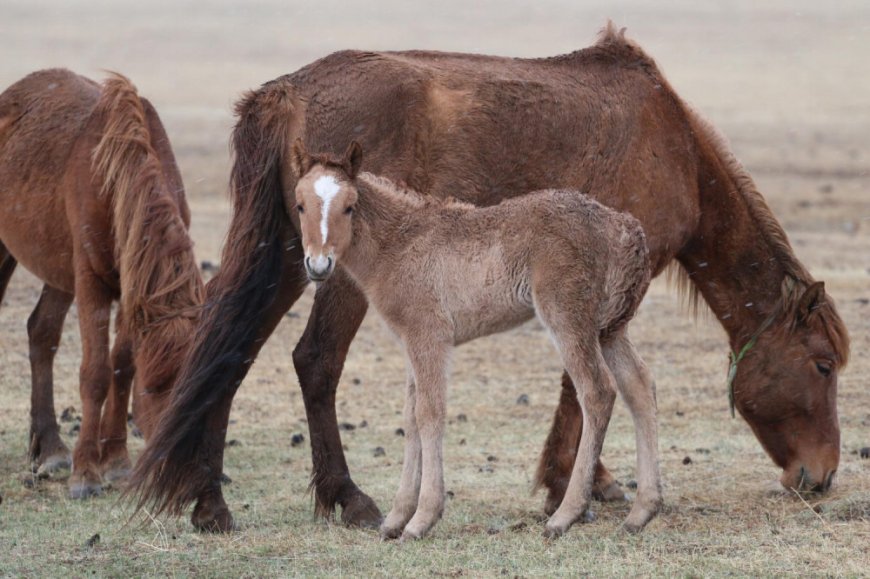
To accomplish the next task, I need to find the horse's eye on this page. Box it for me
[296,204,305,213]
[815,362,832,377]
[344,205,354,215]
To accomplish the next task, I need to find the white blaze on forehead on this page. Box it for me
[314,175,341,243]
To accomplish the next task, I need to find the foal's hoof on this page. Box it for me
[592,480,627,502]
[543,509,596,538]
[379,524,404,541]
[399,529,423,543]
[68,475,103,499]
[341,492,383,529]
[191,501,236,533]
[34,452,72,478]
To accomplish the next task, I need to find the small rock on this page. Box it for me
[487,455,498,462]
[373,447,386,458]
[290,433,305,447]
[459,438,467,446]
[60,407,77,422]
[284,311,300,319]
[675,410,685,417]
[85,533,100,548]
[682,456,693,465]
[358,420,368,428]
[626,480,638,490]
[516,394,530,406]
[220,473,233,485]
[225,439,241,447]
[856,298,869,306]
[446,490,455,499]
[338,422,356,431]
[200,260,218,273]
[860,447,870,459]
[457,414,468,423]
[395,428,405,437]
[352,378,362,385]
[695,448,711,454]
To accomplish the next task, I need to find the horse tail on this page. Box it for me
[91,73,204,425]
[126,77,305,517]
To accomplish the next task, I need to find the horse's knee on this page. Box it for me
[292,340,337,397]
[79,364,112,401]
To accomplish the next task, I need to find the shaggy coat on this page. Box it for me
[0,70,203,498]
[129,23,849,531]
[290,142,659,539]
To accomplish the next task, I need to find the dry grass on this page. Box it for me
[2,0,869,576]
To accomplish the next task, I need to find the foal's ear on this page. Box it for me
[290,138,312,179]
[344,141,363,179]
[797,281,826,323]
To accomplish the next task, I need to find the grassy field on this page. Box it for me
[1,1,869,576]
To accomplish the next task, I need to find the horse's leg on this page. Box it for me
[69,272,113,498]
[27,285,74,475]
[536,373,625,515]
[98,310,134,485]
[292,269,382,527]
[191,247,309,532]
[380,369,423,539]
[602,331,662,533]
[399,341,450,541]
[0,243,16,298]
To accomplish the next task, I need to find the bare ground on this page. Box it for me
[1,1,869,576]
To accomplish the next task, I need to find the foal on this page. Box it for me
[290,140,661,539]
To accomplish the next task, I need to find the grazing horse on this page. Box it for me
[289,140,660,539]
[128,24,849,532]
[0,69,203,498]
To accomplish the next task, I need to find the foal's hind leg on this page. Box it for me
[69,271,114,499]
[380,369,423,539]
[536,373,625,516]
[99,312,134,485]
[602,331,662,533]
[27,285,74,475]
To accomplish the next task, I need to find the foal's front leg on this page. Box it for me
[69,271,114,499]
[398,341,451,541]
[380,369,422,539]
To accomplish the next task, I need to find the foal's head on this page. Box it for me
[289,139,362,282]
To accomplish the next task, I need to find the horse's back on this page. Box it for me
[288,41,698,273]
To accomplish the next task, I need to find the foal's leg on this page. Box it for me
[99,312,134,484]
[69,272,114,498]
[27,285,74,475]
[536,372,625,516]
[380,369,423,539]
[292,270,382,527]
[602,331,662,532]
[400,341,451,541]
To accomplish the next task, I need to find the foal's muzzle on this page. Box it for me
[305,254,334,281]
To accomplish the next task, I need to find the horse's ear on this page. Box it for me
[797,281,826,323]
[290,138,311,179]
[344,141,363,179]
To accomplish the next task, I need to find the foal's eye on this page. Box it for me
[815,361,832,378]
[296,204,305,214]
[344,206,354,215]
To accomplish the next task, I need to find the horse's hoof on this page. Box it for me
[68,476,103,499]
[379,524,403,541]
[592,481,627,502]
[399,529,422,543]
[191,501,235,533]
[101,456,132,485]
[35,452,72,478]
[542,524,565,539]
[341,492,383,529]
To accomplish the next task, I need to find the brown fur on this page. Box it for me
[0,69,202,497]
[292,142,659,538]
[129,23,849,529]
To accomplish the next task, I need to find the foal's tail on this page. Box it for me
[126,77,305,518]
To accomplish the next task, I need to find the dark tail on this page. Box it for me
[126,77,305,518]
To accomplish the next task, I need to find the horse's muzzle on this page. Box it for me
[305,254,334,281]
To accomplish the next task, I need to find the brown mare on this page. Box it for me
[129,24,849,531]
[289,140,660,539]
[0,69,203,498]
